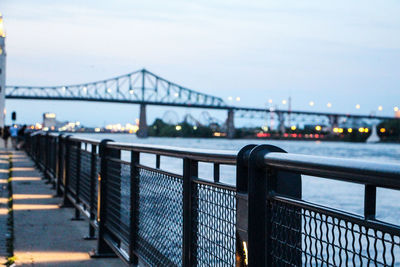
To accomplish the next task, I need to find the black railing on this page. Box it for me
[24,132,400,266]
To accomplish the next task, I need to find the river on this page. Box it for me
[75,133,400,226]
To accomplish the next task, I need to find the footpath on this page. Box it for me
[0,145,123,266]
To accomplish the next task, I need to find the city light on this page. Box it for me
[380,128,386,133]
[291,125,296,131]
[348,128,353,133]
[193,126,197,130]
[309,101,314,106]
[365,128,369,133]
[327,103,332,108]
[358,127,364,133]
[83,86,87,92]
[129,90,134,94]
[262,125,269,131]
[61,86,66,91]
[228,96,233,101]
[356,104,360,109]
[378,106,383,111]
[268,99,273,104]
[107,88,112,93]
[44,113,56,119]
[174,92,179,97]
[0,14,5,38]
[282,100,287,105]
[236,97,241,101]
[175,125,182,131]
[94,128,101,132]
[315,125,321,131]
[395,106,399,112]
[338,128,343,133]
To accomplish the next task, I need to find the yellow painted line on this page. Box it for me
[11,177,41,181]
[13,204,59,210]
[15,251,90,263]
[10,167,36,171]
[0,197,7,204]
[0,208,8,215]
[0,179,7,184]
[13,194,53,200]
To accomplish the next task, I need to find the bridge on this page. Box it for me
[6,68,398,138]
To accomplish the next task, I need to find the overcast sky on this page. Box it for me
[2,0,400,126]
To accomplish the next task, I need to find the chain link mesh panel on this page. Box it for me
[104,160,131,245]
[192,182,236,266]
[79,150,92,206]
[94,155,100,212]
[68,145,78,195]
[136,167,183,266]
[269,199,400,266]
[48,138,57,176]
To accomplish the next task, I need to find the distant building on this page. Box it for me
[43,113,57,129]
[0,14,6,127]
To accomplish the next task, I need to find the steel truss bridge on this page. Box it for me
[5,68,398,138]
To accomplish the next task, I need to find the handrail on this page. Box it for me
[106,141,237,164]
[263,152,400,189]
[68,135,101,145]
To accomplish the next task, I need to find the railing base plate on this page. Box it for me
[71,217,84,221]
[83,235,97,240]
[89,250,118,258]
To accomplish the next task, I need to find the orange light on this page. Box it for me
[380,128,386,133]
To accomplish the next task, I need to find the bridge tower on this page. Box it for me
[226,109,235,139]
[328,114,339,132]
[137,104,148,138]
[0,14,6,127]
[277,111,286,133]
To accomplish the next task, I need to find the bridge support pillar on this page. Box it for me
[137,104,148,138]
[328,115,339,132]
[226,109,235,139]
[277,112,285,134]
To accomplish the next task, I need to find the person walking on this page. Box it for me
[2,126,10,150]
[17,125,27,150]
[10,125,18,149]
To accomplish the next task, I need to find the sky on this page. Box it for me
[1,0,400,126]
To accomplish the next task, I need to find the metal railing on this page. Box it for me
[24,132,400,266]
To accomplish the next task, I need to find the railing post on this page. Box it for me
[182,157,198,267]
[51,136,57,189]
[55,134,64,197]
[364,185,376,220]
[129,150,140,264]
[60,135,73,208]
[90,139,117,258]
[43,133,50,182]
[72,140,83,220]
[235,144,257,267]
[84,143,98,240]
[247,145,301,267]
